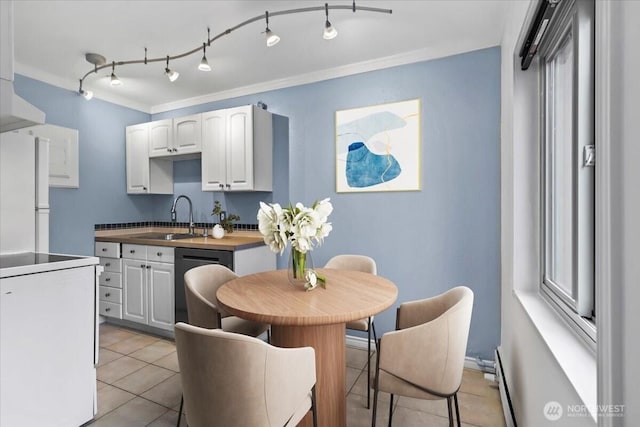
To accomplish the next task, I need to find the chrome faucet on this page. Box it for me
[171,195,195,235]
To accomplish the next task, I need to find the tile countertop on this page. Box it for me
[95,228,267,251]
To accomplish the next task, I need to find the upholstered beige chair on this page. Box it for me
[184,264,269,337]
[324,254,377,408]
[372,286,474,427]
[178,264,270,426]
[175,323,318,427]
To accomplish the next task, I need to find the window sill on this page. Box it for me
[514,290,597,423]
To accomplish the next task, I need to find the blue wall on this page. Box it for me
[15,46,500,360]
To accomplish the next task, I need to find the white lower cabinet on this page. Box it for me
[122,244,175,331]
[95,242,123,319]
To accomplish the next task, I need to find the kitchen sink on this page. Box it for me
[128,232,203,241]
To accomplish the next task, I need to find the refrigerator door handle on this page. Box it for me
[94,265,104,366]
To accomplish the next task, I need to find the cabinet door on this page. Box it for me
[123,260,148,324]
[147,262,174,331]
[125,124,150,194]
[201,110,227,191]
[174,114,202,155]
[226,105,254,191]
[148,119,173,158]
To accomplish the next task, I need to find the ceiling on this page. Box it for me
[12,1,511,113]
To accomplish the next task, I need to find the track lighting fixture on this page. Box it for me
[198,43,211,71]
[264,11,280,47]
[78,2,392,99]
[323,3,338,40]
[110,62,122,86]
[165,56,179,82]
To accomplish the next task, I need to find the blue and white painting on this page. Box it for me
[336,99,421,193]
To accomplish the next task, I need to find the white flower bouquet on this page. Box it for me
[257,198,333,290]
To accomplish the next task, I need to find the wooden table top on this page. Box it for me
[217,269,398,326]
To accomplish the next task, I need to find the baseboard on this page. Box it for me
[345,334,495,372]
[495,347,518,427]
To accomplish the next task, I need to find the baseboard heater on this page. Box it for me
[495,347,518,427]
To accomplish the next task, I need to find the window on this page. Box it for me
[539,0,595,344]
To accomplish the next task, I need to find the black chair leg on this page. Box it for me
[366,320,372,409]
[371,349,381,427]
[371,320,378,352]
[267,328,271,343]
[447,396,454,427]
[388,394,394,427]
[454,393,461,427]
[311,385,319,427]
[176,395,183,427]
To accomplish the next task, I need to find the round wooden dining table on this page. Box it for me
[217,268,398,427]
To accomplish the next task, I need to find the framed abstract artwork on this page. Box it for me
[335,98,421,193]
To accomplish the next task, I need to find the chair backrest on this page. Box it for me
[379,286,474,396]
[324,254,377,275]
[175,322,316,427]
[184,264,238,329]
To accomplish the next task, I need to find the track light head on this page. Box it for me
[198,43,211,71]
[165,68,179,82]
[323,3,338,40]
[264,11,280,47]
[265,29,280,47]
[323,21,338,40]
[165,56,179,81]
[110,62,122,86]
[80,89,94,100]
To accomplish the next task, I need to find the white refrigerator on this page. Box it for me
[0,131,49,254]
[0,131,100,427]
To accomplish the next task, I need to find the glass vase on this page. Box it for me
[288,248,313,288]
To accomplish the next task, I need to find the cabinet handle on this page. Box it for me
[140,264,145,268]
[130,250,135,254]
[105,292,111,297]
[167,148,171,152]
[173,148,178,152]
[225,184,231,189]
[105,262,111,267]
[146,265,151,269]
[157,252,162,256]
[105,307,111,312]
[143,186,147,191]
[105,277,111,282]
[101,248,107,252]
[219,183,224,189]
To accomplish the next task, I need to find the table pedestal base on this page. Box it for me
[271,323,346,427]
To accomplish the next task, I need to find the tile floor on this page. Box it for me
[90,323,506,427]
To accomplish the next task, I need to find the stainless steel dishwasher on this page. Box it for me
[174,247,234,324]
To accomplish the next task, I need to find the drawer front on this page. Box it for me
[99,301,122,319]
[95,241,121,258]
[99,271,122,288]
[99,286,122,304]
[147,246,174,264]
[100,257,122,273]
[123,244,147,261]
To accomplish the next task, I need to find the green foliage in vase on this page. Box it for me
[211,201,240,234]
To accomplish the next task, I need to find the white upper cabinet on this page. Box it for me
[173,114,202,154]
[126,123,173,194]
[148,114,202,158]
[148,119,173,157]
[201,105,272,192]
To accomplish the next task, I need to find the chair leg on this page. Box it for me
[366,320,372,409]
[267,328,271,344]
[176,395,183,427]
[371,350,381,427]
[388,394,394,427]
[311,385,318,427]
[371,320,378,352]
[454,393,461,427]
[447,396,454,427]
